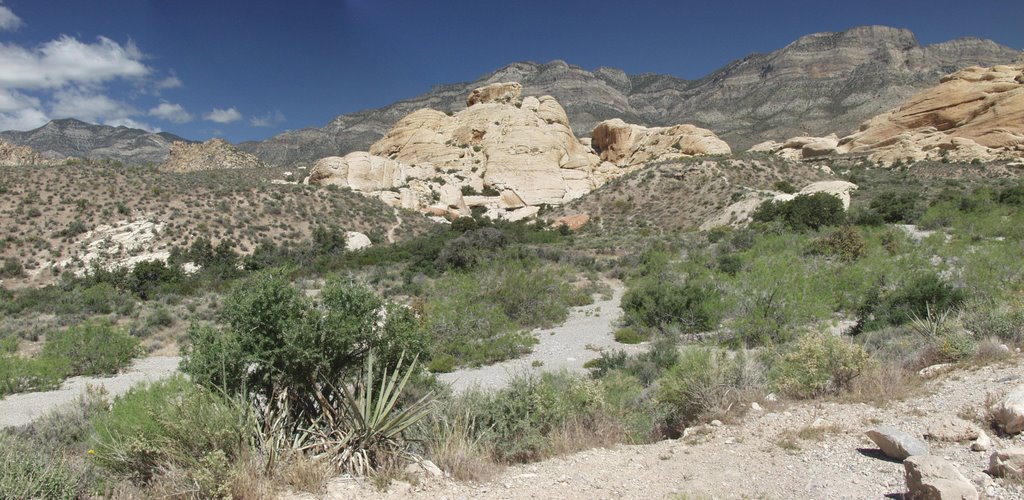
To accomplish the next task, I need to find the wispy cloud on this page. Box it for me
[0,5,23,32]
[204,107,242,123]
[148,101,192,123]
[250,110,285,127]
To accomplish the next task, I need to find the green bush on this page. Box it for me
[182,268,427,415]
[656,348,762,431]
[622,278,721,333]
[752,192,846,231]
[773,180,797,194]
[91,376,249,496]
[462,372,606,462]
[811,226,867,262]
[614,327,649,344]
[856,273,965,332]
[869,191,920,223]
[0,258,23,278]
[716,254,742,276]
[0,354,67,396]
[0,433,83,500]
[43,321,140,377]
[998,184,1024,205]
[767,332,867,398]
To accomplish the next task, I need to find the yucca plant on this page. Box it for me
[300,352,434,475]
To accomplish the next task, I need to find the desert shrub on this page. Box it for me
[810,226,867,262]
[78,282,132,315]
[422,298,531,367]
[435,227,508,270]
[716,254,742,276]
[751,192,846,231]
[461,372,610,463]
[849,207,885,226]
[622,278,721,333]
[0,354,67,396]
[856,273,965,332]
[657,348,763,431]
[182,268,426,415]
[0,258,23,278]
[767,332,867,398]
[997,184,1024,205]
[614,327,649,344]
[869,191,920,223]
[964,306,1024,344]
[773,180,797,194]
[0,433,83,500]
[43,321,140,377]
[907,307,976,362]
[127,260,183,300]
[91,376,250,496]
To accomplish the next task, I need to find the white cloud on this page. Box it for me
[104,117,159,133]
[0,88,39,113]
[250,110,285,127]
[0,35,149,90]
[0,108,48,130]
[148,102,192,123]
[156,74,182,90]
[0,5,22,31]
[204,107,242,123]
[50,88,135,122]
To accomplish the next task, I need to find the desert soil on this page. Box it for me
[338,358,1024,499]
[438,281,646,393]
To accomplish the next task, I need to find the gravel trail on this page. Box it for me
[0,355,181,428]
[438,281,646,393]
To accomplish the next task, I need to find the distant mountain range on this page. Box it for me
[0,119,189,165]
[2,26,1020,167]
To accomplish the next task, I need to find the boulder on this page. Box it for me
[865,426,930,460]
[918,363,956,379]
[796,180,858,209]
[307,152,411,191]
[970,431,991,452]
[904,455,978,500]
[923,418,982,443]
[994,385,1024,434]
[988,448,1024,479]
[344,231,372,251]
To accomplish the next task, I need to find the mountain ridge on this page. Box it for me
[0,118,192,165]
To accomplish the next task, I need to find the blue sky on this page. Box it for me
[0,0,1020,142]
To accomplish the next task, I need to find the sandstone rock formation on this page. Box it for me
[308,83,729,220]
[161,139,267,172]
[591,119,730,166]
[748,134,841,160]
[0,139,63,167]
[994,385,1024,434]
[840,65,1024,165]
[241,27,1022,167]
[988,449,1024,479]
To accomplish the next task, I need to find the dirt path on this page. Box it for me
[342,358,1024,499]
[0,356,181,428]
[438,282,646,393]
[387,211,404,244]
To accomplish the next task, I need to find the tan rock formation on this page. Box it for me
[310,82,731,221]
[592,119,731,166]
[748,134,840,160]
[467,82,523,107]
[0,139,63,166]
[840,64,1024,165]
[552,213,590,231]
[700,180,857,230]
[161,139,266,172]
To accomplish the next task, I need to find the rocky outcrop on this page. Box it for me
[591,119,731,166]
[988,449,1024,479]
[0,139,63,167]
[840,65,1024,165]
[309,84,728,220]
[749,134,841,160]
[240,26,1021,167]
[161,139,266,172]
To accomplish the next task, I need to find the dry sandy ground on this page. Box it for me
[438,282,646,393]
[0,356,181,428]
[335,358,1024,499]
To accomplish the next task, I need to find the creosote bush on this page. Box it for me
[767,332,867,399]
[751,192,846,231]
